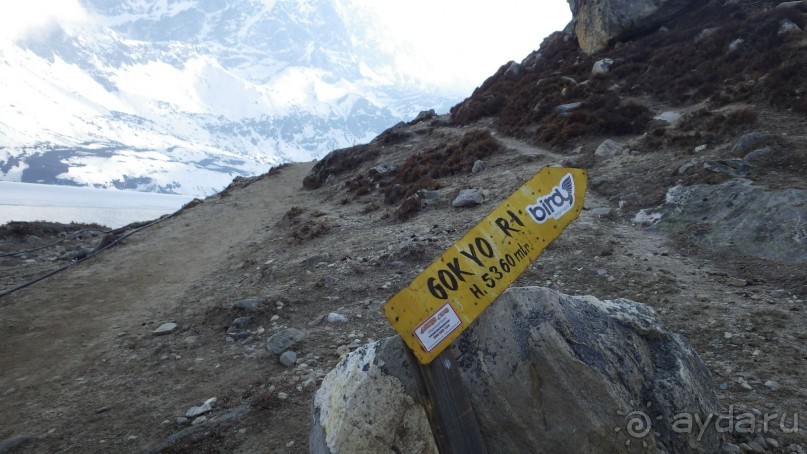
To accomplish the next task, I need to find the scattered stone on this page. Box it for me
[588,207,613,218]
[732,132,776,155]
[183,336,198,347]
[230,317,251,330]
[726,277,748,287]
[743,147,773,163]
[471,160,487,174]
[232,297,262,311]
[764,380,782,391]
[596,268,608,276]
[368,164,397,179]
[176,417,189,425]
[779,19,803,35]
[777,0,807,10]
[0,435,34,453]
[724,332,733,339]
[127,435,138,441]
[746,441,766,453]
[326,313,348,323]
[592,58,614,75]
[280,351,298,367]
[766,438,779,449]
[703,159,756,177]
[205,397,217,407]
[191,416,207,426]
[153,323,178,336]
[266,328,307,355]
[95,407,110,414]
[654,111,682,126]
[301,253,331,266]
[728,38,744,52]
[719,382,729,390]
[277,392,289,400]
[186,403,213,418]
[554,101,583,115]
[694,144,707,153]
[286,441,295,448]
[677,159,701,175]
[721,442,741,454]
[696,27,719,42]
[594,139,624,157]
[451,189,484,208]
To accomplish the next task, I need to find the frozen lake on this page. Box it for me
[0,181,194,228]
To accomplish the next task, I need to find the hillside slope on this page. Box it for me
[0,1,805,452]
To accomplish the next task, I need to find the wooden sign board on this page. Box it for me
[383,167,587,364]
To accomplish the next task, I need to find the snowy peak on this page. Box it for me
[0,0,458,196]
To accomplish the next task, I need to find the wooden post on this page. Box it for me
[408,348,488,454]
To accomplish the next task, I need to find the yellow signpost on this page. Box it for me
[383,167,587,364]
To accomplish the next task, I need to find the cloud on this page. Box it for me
[340,0,572,93]
[0,0,92,40]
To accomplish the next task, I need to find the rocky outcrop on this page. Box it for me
[311,287,722,453]
[635,179,807,263]
[568,0,697,53]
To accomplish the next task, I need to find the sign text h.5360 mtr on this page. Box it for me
[383,167,587,364]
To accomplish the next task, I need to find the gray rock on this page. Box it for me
[312,287,722,453]
[636,179,807,263]
[555,101,583,116]
[0,435,34,453]
[754,435,769,450]
[232,297,262,311]
[279,351,297,367]
[413,109,436,123]
[729,38,744,52]
[472,160,487,174]
[779,19,803,35]
[696,27,720,42]
[744,147,773,163]
[595,139,625,157]
[764,379,782,391]
[183,336,198,346]
[267,328,307,355]
[721,443,741,454]
[732,132,776,155]
[591,58,614,75]
[186,403,212,418]
[570,0,696,53]
[703,159,756,177]
[777,0,807,10]
[451,189,484,208]
[746,441,766,453]
[230,317,251,329]
[326,313,348,323]
[153,323,178,336]
[369,164,397,179]
[301,253,331,266]
[654,111,682,126]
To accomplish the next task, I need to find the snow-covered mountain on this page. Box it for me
[0,0,458,195]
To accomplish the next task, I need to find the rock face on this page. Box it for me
[311,287,722,453]
[635,179,807,263]
[568,0,697,53]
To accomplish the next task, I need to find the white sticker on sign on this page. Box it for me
[414,302,463,352]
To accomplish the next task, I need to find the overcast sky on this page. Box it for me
[0,0,572,93]
[349,1,572,92]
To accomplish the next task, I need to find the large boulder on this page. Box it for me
[567,0,697,54]
[635,179,807,263]
[311,287,722,453]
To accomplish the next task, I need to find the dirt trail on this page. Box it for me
[0,164,313,443]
